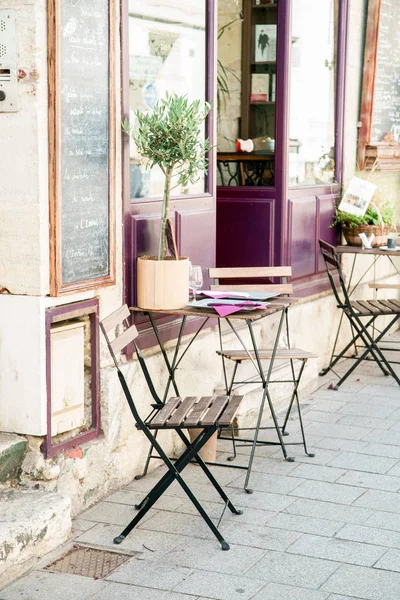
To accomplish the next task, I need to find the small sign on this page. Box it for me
[338,176,377,217]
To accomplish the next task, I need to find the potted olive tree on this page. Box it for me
[124,94,211,309]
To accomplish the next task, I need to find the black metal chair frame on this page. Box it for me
[100,305,243,551]
[216,307,315,472]
[319,240,400,389]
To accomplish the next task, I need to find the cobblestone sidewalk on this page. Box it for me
[2,352,400,600]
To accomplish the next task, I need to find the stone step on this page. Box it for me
[0,433,27,484]
[0,489,71,588]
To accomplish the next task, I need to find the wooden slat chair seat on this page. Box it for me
[208,266,317,487]
[100,304,244,551]
[319,240,400,389]
[217,348,317,362]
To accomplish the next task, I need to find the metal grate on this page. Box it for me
[45,545,133,579]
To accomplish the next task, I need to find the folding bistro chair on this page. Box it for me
[100,304,244,550]
[319,240,400,388]
[209,267,316,490]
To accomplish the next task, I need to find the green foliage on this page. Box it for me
[122,93,211,260]
[332,202,395,228]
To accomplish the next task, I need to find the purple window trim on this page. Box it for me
[44,298,100,459]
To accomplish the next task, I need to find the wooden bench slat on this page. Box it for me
[149,397,182,428]
[101,304,131,332]
[219,396,244,427]
[378,299,400,312]
[368,299,393,314]
[167,396,198,427]
[217,348,317,361]
[368,283,400,290]
[351,300,373,315]
[184,397,213,427]
[209,267,292,278]
[110,324,139,354]
[200,396,229,426]
[320,252,338,268]
[357,300,381,314]
[387,299,400,310]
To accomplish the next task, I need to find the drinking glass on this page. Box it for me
[189,265,203,301]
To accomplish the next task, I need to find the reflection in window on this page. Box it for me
[129,0,206,199]
[288,0,336,186]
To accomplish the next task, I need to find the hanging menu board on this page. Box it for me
[48,0,115,294]
[358,0,400,171]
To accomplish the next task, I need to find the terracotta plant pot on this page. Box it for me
[137,256,189,310]
[342,224,390,247]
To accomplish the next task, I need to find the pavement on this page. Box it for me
[3,349,400,600]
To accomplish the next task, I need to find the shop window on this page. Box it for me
[288,0,337,186]
[128,0,207,199]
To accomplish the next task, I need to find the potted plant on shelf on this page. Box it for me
[332,201,395,247]
[123,94,211,309]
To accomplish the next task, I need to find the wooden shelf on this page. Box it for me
[252,2,278,7]
[250,101,275,105]
[251,61,276,66]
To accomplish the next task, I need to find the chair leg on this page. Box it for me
[119,427,239,550]
[134,430,158,480]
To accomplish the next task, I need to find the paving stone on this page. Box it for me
[363,429,400,447]
[249,456,299,475]
[286,534,386,566]
[285,498,373,525]
[135,511,227,541]
[266,512,343,537]
[223,522,301,551]
[338,402,397,419]
[79,501,154,526]
[336,523,400,549]
[305,411,343,424]
[245,549,339,588]
[364,509,400,532]
[353,489,400,513]
[314,438,368,453]
[105,489,184,512]
[172,570,265,600]
[229,471,304,495]
[105,558,191,591]
[374,548,400,573]
[362,442,400,459]
[302,397,348,411]
[385,461,400,477]
[72,518,97,532]
[93,582,195,600]
[0,570,107,600]
[75,522,182,556]
[162,537,265,573]
[328,451,398,474]
[228,489,297,513]
[288,480,366,505]
[357,385,400,399]
[304,422,372,441]
[335,470,400,492]
[288,463,345,483]
[250,582,331,600]
[321,563,400,599]
[337,414,396,430]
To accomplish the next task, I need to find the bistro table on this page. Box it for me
[217,150,275,186]
[322,244,400,375]
[130,296,306,493]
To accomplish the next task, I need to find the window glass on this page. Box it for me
[288,0,336,186]
[129,0,206,199]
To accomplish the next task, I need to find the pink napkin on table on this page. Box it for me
[208,302,267,317]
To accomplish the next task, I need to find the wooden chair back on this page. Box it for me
[208,266,293,295]
[100,304,139,367]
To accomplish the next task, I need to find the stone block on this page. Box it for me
[0,489,71,588]
[0,433,27,483]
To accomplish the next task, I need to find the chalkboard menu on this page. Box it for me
[371,0,400,142]
[358,0,400,171]
[48,0,115,294]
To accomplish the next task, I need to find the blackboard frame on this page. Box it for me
[358,0,400,171]
[48,0,116,295]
